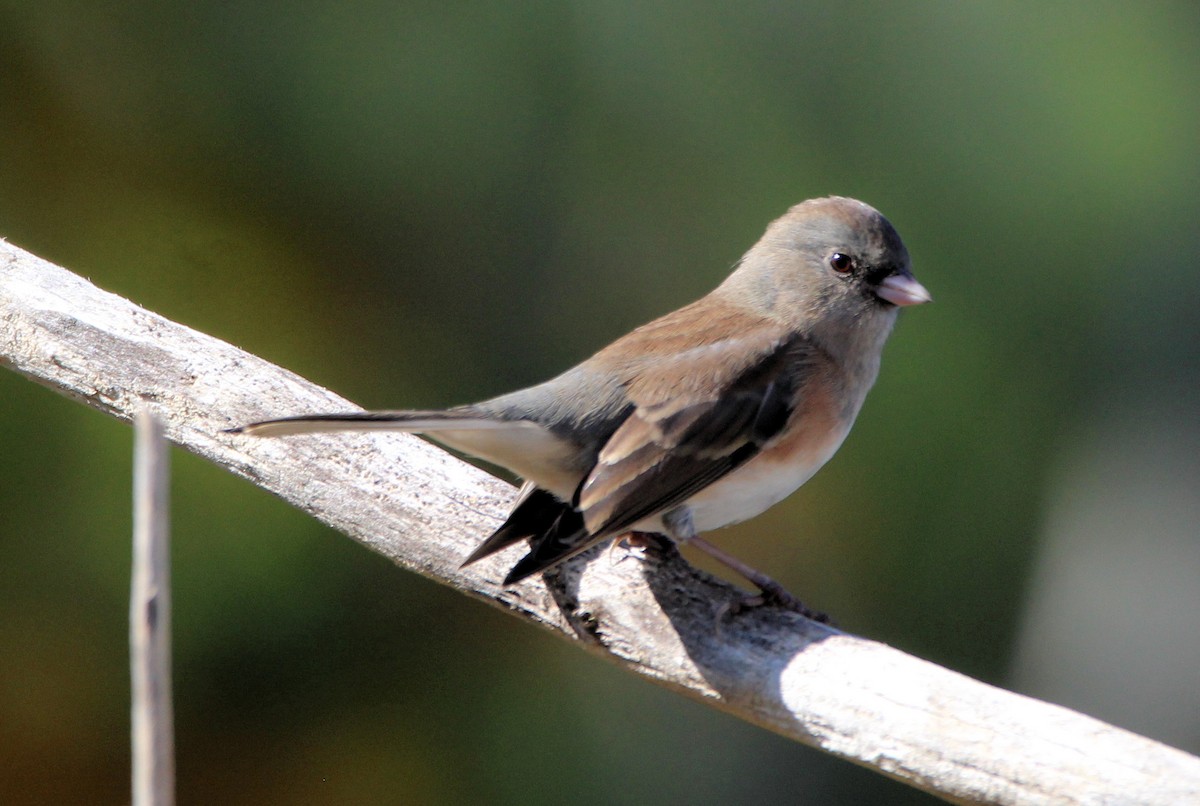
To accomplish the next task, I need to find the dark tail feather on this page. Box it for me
[460,486,565,567]
[460,482,603,584]
[226,409,495,437]
[501,507,596,585]
[462,484,599,584]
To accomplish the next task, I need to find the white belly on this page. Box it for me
[682,421,851,532]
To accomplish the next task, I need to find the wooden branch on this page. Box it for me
[3,238,1198,805]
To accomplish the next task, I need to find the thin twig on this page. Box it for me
[131,408,174,806]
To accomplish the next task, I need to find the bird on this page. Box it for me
[229,196,930,612]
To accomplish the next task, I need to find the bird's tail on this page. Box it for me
[229,409,605,584]
[461,483,596,584]
[457,485,567,567]
[226,409,506,437]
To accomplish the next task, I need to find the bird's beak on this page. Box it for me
[875,273,932,307]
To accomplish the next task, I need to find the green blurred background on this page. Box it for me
[2,2,1198,803]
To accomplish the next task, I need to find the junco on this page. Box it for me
[231,196,930,611]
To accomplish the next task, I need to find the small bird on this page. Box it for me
[231,197,929,611]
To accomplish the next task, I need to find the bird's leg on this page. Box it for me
[687,537,830,623]
[663,509,830,623]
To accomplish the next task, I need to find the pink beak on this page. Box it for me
[876,273,932,307]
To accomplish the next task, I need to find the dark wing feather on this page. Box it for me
[579,363,796,537]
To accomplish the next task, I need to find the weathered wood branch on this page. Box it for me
[3,238,1198,805]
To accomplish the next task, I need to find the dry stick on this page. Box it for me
[131,409,174,806]
[3,238,1199,806]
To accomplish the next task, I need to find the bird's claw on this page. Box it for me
[606,531,673,568]
[717,581,832,625]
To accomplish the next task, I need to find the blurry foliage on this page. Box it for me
[1,2,1197,804]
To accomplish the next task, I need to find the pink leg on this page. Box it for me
[688,536,830,624]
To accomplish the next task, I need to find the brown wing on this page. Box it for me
[578,331,812,538]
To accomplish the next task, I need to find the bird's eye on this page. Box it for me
[829,252,854,273]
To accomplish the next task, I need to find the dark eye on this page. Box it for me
[829,252,854,273]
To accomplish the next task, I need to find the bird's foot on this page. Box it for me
[722,580,832,624]
[683,536,832,624]
[606,530,673,567]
